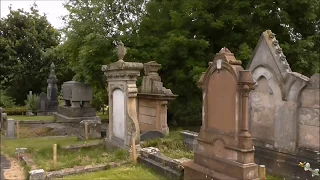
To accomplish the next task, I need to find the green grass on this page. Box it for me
[143,129,193,159]
[63,164,166,180]
[1,136,128,171]
[8,115,54,121]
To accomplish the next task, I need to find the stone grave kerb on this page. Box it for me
[102,42,143,149]
[184,48,258,180]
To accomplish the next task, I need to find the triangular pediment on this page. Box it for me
[246,30,291,81]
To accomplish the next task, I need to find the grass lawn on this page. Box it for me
[8,115,54,121]
[1,136,128,171]
[63,164,166,180]
[143,129,193,159]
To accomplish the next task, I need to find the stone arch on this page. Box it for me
[249,74,276,142]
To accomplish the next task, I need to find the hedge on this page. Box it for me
[4,106,27,115]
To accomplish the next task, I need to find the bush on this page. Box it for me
[0,90,16,108]
[25,94,39,111]
[4,106,27,115]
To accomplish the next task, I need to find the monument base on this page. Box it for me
[254,146,319,180]
[184,161,259,180]
[104,137,128,151]
[57,106,96,117]
[53,112,95,122]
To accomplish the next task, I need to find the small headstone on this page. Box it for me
[6,119,15,139]
[29,169,45,180]
[140,131,165,141]
[78,119,101,140]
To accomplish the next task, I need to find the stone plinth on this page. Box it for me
[137,61,177,136]
[102,43,143,150]
[246,30,319,180]
[184,48,258,180]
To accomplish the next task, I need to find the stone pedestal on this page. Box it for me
[102,43,143,150]
[137,61,177,136]
[184,48,258,180]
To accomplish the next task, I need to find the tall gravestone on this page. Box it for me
[184,48,259,180]
[102,43,143,149]
[247,30,319,179]
[137,61,177,136]
[37,62,58,115]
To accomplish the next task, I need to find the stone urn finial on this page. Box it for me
[117,42,127,62]
[50,62,55,69]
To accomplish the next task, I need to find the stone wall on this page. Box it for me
[247,30,319,179]
[298,74,320,150]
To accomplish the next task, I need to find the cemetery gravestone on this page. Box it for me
[137,61,177,136]
[102,43,143,149]
[6,119,16,139]
[37,62,59,115]
[53,81,96,122]
[183,48,258,180]
[247,30,320,179]
[78,118,102,140]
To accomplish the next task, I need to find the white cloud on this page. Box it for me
[1,0,68,29]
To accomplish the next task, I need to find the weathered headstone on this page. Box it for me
[183,48,258,180]
[102,42,143,149]
[247,30,319,179]
[6,119,16,139]
[78,118,102,140]
[137,61,177,136]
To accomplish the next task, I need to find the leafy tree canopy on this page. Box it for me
[0,3,63,104]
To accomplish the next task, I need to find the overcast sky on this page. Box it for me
[1,0,68,29]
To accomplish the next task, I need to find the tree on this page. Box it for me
[132,0,319,126]
[0,4,62,104]
[61,0,147,107]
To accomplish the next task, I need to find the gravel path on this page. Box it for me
[1,154,25,180]
[1,154,10,180]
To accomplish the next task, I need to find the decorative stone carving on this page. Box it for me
[183,48,258,180]
[137,61,177,136]
[102,43,143,149]
[246,30,319,180]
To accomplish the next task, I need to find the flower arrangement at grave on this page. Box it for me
[299,162,319,177]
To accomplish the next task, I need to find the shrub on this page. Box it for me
[25,94,39,111]
[0,90,16,108]
[4,106,27,115]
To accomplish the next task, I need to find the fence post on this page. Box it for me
[53,144,57,169]
[131,137,137,164]
[259,165,266,180]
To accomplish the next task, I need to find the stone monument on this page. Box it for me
[246,30,319,179]
[36,62,59,115]
[53,81,96,122]
[183,48,259,180]
[102,42,143,149]
[137,61,177,136]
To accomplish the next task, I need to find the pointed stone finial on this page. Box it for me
[117,42,127,62]
[219,47,231,54]
[50,62,55,70]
